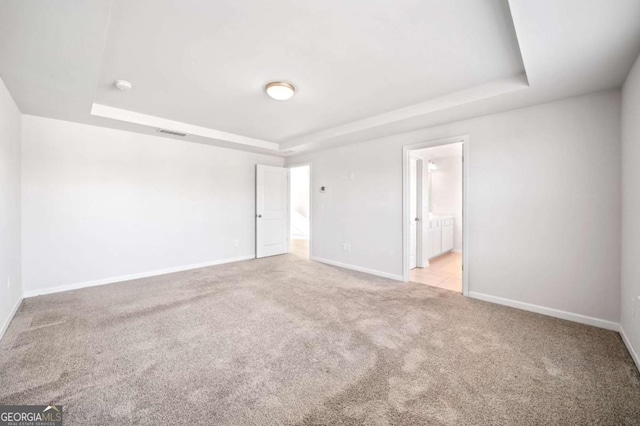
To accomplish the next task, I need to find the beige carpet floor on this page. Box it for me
[1,253,639,425]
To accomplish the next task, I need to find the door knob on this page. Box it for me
[257,214,262,218]
[415,217,420,221]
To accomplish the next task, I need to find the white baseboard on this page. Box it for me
[23,254,256,298]
[468,291,619,331]
[0,296,23,341]
[452,249,463,253]
[620,326,640,372]
[311,256,403,281]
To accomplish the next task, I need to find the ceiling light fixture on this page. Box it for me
[265,82,295,100]
[114,79,133,91]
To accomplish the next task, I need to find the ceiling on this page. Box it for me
[1,0,639,156]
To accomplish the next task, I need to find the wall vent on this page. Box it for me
[158,129,187,137]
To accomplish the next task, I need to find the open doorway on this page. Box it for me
[403,136,468,294]
[289,164,311,259]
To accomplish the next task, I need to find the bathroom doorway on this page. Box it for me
[403,136,468,294]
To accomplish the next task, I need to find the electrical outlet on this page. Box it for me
[342,243,348,251]
[347,244,352,252]
[234,239,239,247]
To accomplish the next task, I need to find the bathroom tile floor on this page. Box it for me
[410,252,462,292]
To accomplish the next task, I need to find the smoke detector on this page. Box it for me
[114,79,133,91]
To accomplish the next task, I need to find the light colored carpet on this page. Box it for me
[1,253,639,425]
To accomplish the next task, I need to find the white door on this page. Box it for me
[256,165,289,258]
[409,157,418,269]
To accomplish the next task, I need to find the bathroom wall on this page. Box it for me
[430,153,463,251]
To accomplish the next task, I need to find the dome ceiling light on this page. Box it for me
[265,82,295,100]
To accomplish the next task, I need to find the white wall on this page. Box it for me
[288,90,621,325]
[21,115,283,293]
[430,154,463,251]
[621,53,640,366]
[0,76,22,337]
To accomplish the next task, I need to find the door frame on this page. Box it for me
[402,135,470,295]
[287,161,312,258]
[409,154,425,269]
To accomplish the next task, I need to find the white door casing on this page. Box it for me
[256,165,289,258]
[409,156,418,269]
[402,134,469,297]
